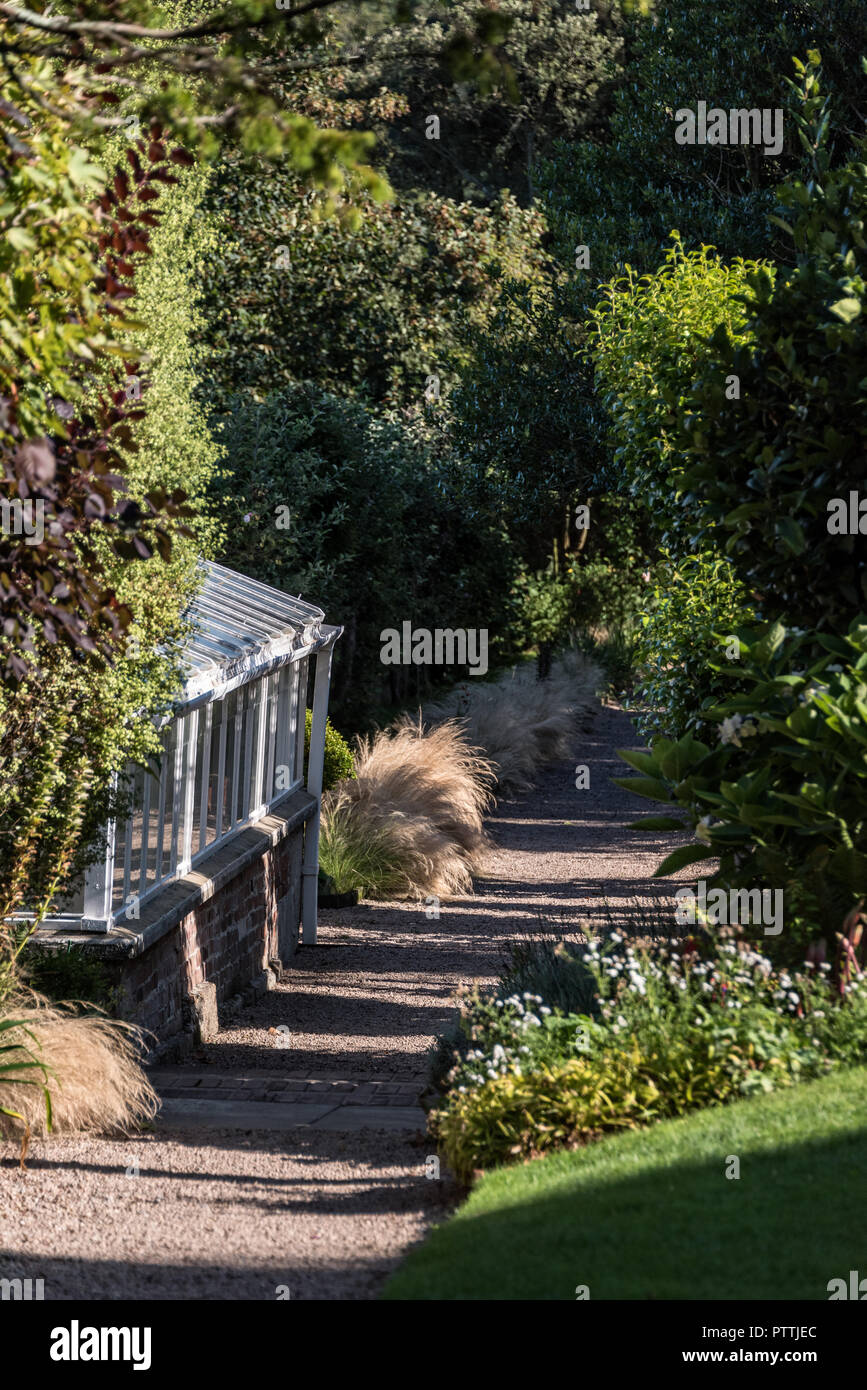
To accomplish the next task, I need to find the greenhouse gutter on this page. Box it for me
[175,627,333,715]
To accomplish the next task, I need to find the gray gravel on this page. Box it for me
[0,1126,451,1300]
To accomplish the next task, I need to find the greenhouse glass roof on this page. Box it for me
[178,560,327,710]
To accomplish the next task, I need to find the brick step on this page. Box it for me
[149,1070,425,1108]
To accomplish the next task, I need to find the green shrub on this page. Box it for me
[304,709,355,792]
[633,550,754,740]
[434,1049,661,1183]
[566,559,642,635]
[615,618,867,948]
[432,931,867,1181]
[541,1,867,280]
[511,565,573,652]
[590,238,764,542]
[673,58,867,634]
[21,946,114,1011]
[200,172,549,411]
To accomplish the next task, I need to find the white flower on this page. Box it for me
[491,1044,506,1062]
[719,714,744,746]
[695,815,713,845]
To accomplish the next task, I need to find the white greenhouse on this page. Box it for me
[40,560,342,944]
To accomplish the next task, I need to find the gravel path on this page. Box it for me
[0,700,691,1300]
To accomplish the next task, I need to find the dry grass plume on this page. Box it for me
[424,652,600,795]
[0,994,158,1152]
[322,718,496,900]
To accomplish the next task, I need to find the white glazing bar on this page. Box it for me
[138,772,151,899]
[231,690,242,826]
[264,672,278,807]
[252,676,268,817]
[155,741,167,882]
[169,717,184,875]
[215,699,227,842]
[276,666,290,791]
[198,702,212,857]
[294,658,307,787]
[242,682,256,822]
[180,708,198,874]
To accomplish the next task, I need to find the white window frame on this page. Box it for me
[97,659,307,929]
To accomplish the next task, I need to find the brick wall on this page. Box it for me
[106,828,303,1058]
[30,790,315,1061]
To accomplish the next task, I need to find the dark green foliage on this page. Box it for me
[341,0,627,205]
[210,385,517,728]
[198,178,547,410]
[615,618,867,947]
[22,944,114,1011]
[541,0,867,280]
[445,278,607,573]
[675,60,867,633]
[304,708,356,791]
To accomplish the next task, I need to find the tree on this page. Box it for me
[0,0,522,182]
[198,175,548,410]
[331,0,628,204]
[444,271,604,576]
[675,57,867,633]
[0,57,194,678]
[541,0,867,281]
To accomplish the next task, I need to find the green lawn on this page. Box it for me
[383,1068,867,1300]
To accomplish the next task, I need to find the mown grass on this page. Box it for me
[383,1067,867,1301]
